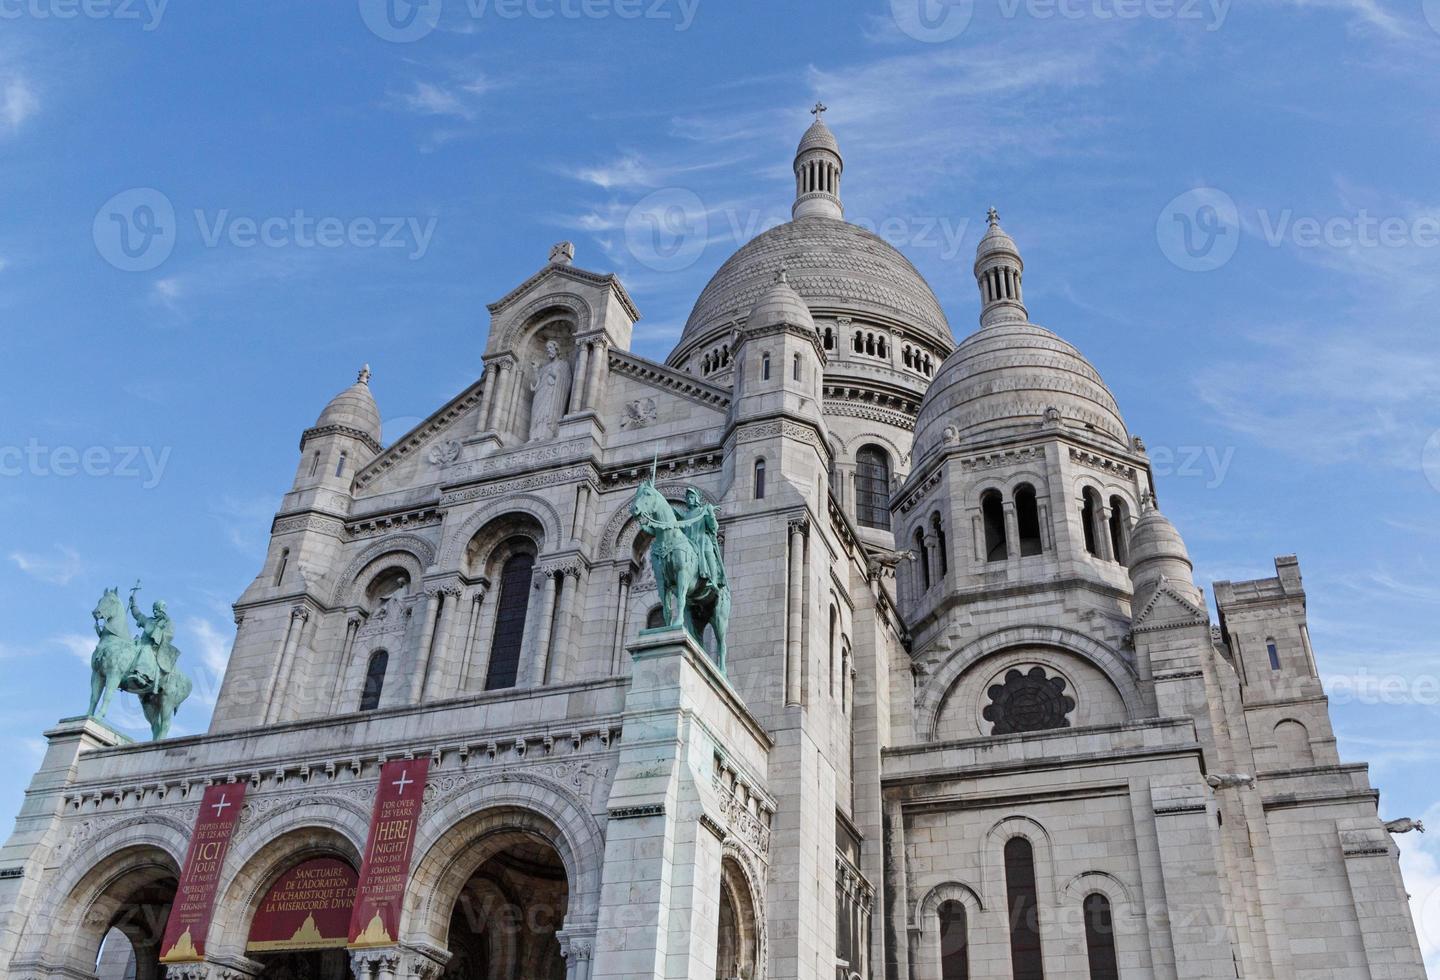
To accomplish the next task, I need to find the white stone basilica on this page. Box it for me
[0,113,1427,980]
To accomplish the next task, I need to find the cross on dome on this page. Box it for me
[357,364,372,386]
[811,101,827,119]
[987,207,1000,226]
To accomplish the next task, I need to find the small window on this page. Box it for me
[931,512,948,577]
[485,552,535,691]
[761,353,771,381]
[823,326,834,350]
[982,490,1008,562]
[1108,496,1130,566]
[309,452,320,477]
[754,458,766,500]
[793,353,801,381]
[829,605,838,698]
[359,650,388,711]
[1267,639,1281,671]
[853,331,863,353]
[1005,837,1044,980]
[1081,487,1102,557]
[938,900,970,980]
[1015,485,1043,557]
[914,528,931,591]
[646,606,665,630]
[877,337,888,358]
[274,548,289,586]
[1083,893,1119,980]
[335,451,348,478]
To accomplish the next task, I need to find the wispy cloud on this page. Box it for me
[52,632,95,663]
[0,74,36,135]
[9,545,84,586]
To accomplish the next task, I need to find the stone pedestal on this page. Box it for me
[590,627,768,980]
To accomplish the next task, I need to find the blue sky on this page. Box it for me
[2,0,1438,966]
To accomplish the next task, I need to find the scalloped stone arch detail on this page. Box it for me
[400,773,605,947]
[332,534,439,605]
[16,816,190,971]
[206,811,365,958]
[496,292,593,353]
[918,625,1140,740]
[720,840,769,980]
[599,482,716,559]
[438,494,564,571]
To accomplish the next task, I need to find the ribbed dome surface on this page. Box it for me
[672,217,951,359]
[796,119,840,156]
[747,274,814,330]
[1128,508,1191,568]
[314,376,382,444]
[913,321,1128,460]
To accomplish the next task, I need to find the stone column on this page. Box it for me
[583,339,606,411]
[420,586,463,700]
[476,363,497,432]
[1097,503,1116,562]
[610,569,632,674]
[349,949,400,980]
[786,518,807,706]
[483,360,508,431]
[529,568,560,686]
[570,342,591,416]
[265,606,309,724]
[412,590,442,702]
[456,583,488,691]
[924,531,942,584]
[558,931,596,980]
[329,615,363,712]
[1002,499,1021,563]
[549,566,581,683]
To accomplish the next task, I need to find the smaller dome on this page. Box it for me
[745,271,815,331]
[976,208,1019,261]
[1128,499,1200,602]
[796,119,840,157]
[314,365,382,445]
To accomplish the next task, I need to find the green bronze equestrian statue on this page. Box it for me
[86,580,193,740]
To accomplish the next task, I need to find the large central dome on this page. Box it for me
[669,216,952,362]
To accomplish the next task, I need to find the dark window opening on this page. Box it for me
[1267,639,1281,671]
[1005,837,1045,980]
[854,445,892,530]
[335,451,348,478]
[646,605,665,630]
[1081,488,1102,557]
[983,490,1008,562]
[359,650,387,711]
[1083,893,1119,980]
[761,352,771,381]
[932,513,949,577]
[1015,485,1043,557]
[1108,496,1130,566]
[485,552,534,690]
[939,900,970,980]
[915,528,931,591]
[754,458,766,499]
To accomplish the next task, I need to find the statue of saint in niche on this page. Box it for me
[527,340,572,442]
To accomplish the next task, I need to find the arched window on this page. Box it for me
[829,605,838,698]
[854,445,892,530]
[274,548,289,586]
[1083,893,1119,980]
[823,326,834,350]
[853,331,864,353]
[1108,496,1130,565]
[309,452,320,477]
[931,512,949,577]
[982,490,1008,562]
[646,605,665,630]
[335,451,348,478]
[1004,837,1044,980]
[938,899,970,980]
[1015,485,1043,556]
[1267,637,1281,671]
[485,552,535,691]
[359,650,388,711]
[754,458,766,500]
[914,528,931,591]
[793,353,801,381]
[904,346,914,368]
[877,336,888,358]
[865,333,876,355]
[761,352,771,381]
[1081,487,1103,557]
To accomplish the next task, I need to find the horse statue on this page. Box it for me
[630,467,732,674]
[87,583,193,740]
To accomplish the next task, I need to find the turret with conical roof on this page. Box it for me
[292,365,383,495]
[1127,495,1202,607]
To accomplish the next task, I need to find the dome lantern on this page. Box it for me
[792,102,844,221]
[974,207,1027,328]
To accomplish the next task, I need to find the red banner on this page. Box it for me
[160,782,247,962]
[347,758,430,948]
[247,857,357,952]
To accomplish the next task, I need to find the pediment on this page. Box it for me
[1132,580,1208,633]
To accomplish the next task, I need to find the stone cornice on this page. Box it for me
[299,423,383,455]
[353,378,487,492]
[608,349,731,410]
[487,262,641,322]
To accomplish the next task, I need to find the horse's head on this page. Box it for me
[92,588,124,633]
[630,479,667,525]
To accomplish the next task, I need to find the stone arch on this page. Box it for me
[332,535,438,605]
[601,482,717,559]
[439,495,564,571]
[912,880,985,930]
[981,815,1057,906]
[1274,718,1315,765]
[918,625,1140,740]
[1062,870,1136,912]
[401,774,605,949]
[911,881,984,980]
[495,292,593,353]
[718,842,768,980]
[205,804,368,958]
[17,830,184,979]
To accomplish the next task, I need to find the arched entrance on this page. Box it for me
[245,856,359,980]
[715,856,760,980]
[443,833,568,980]
[50,845,179,980]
